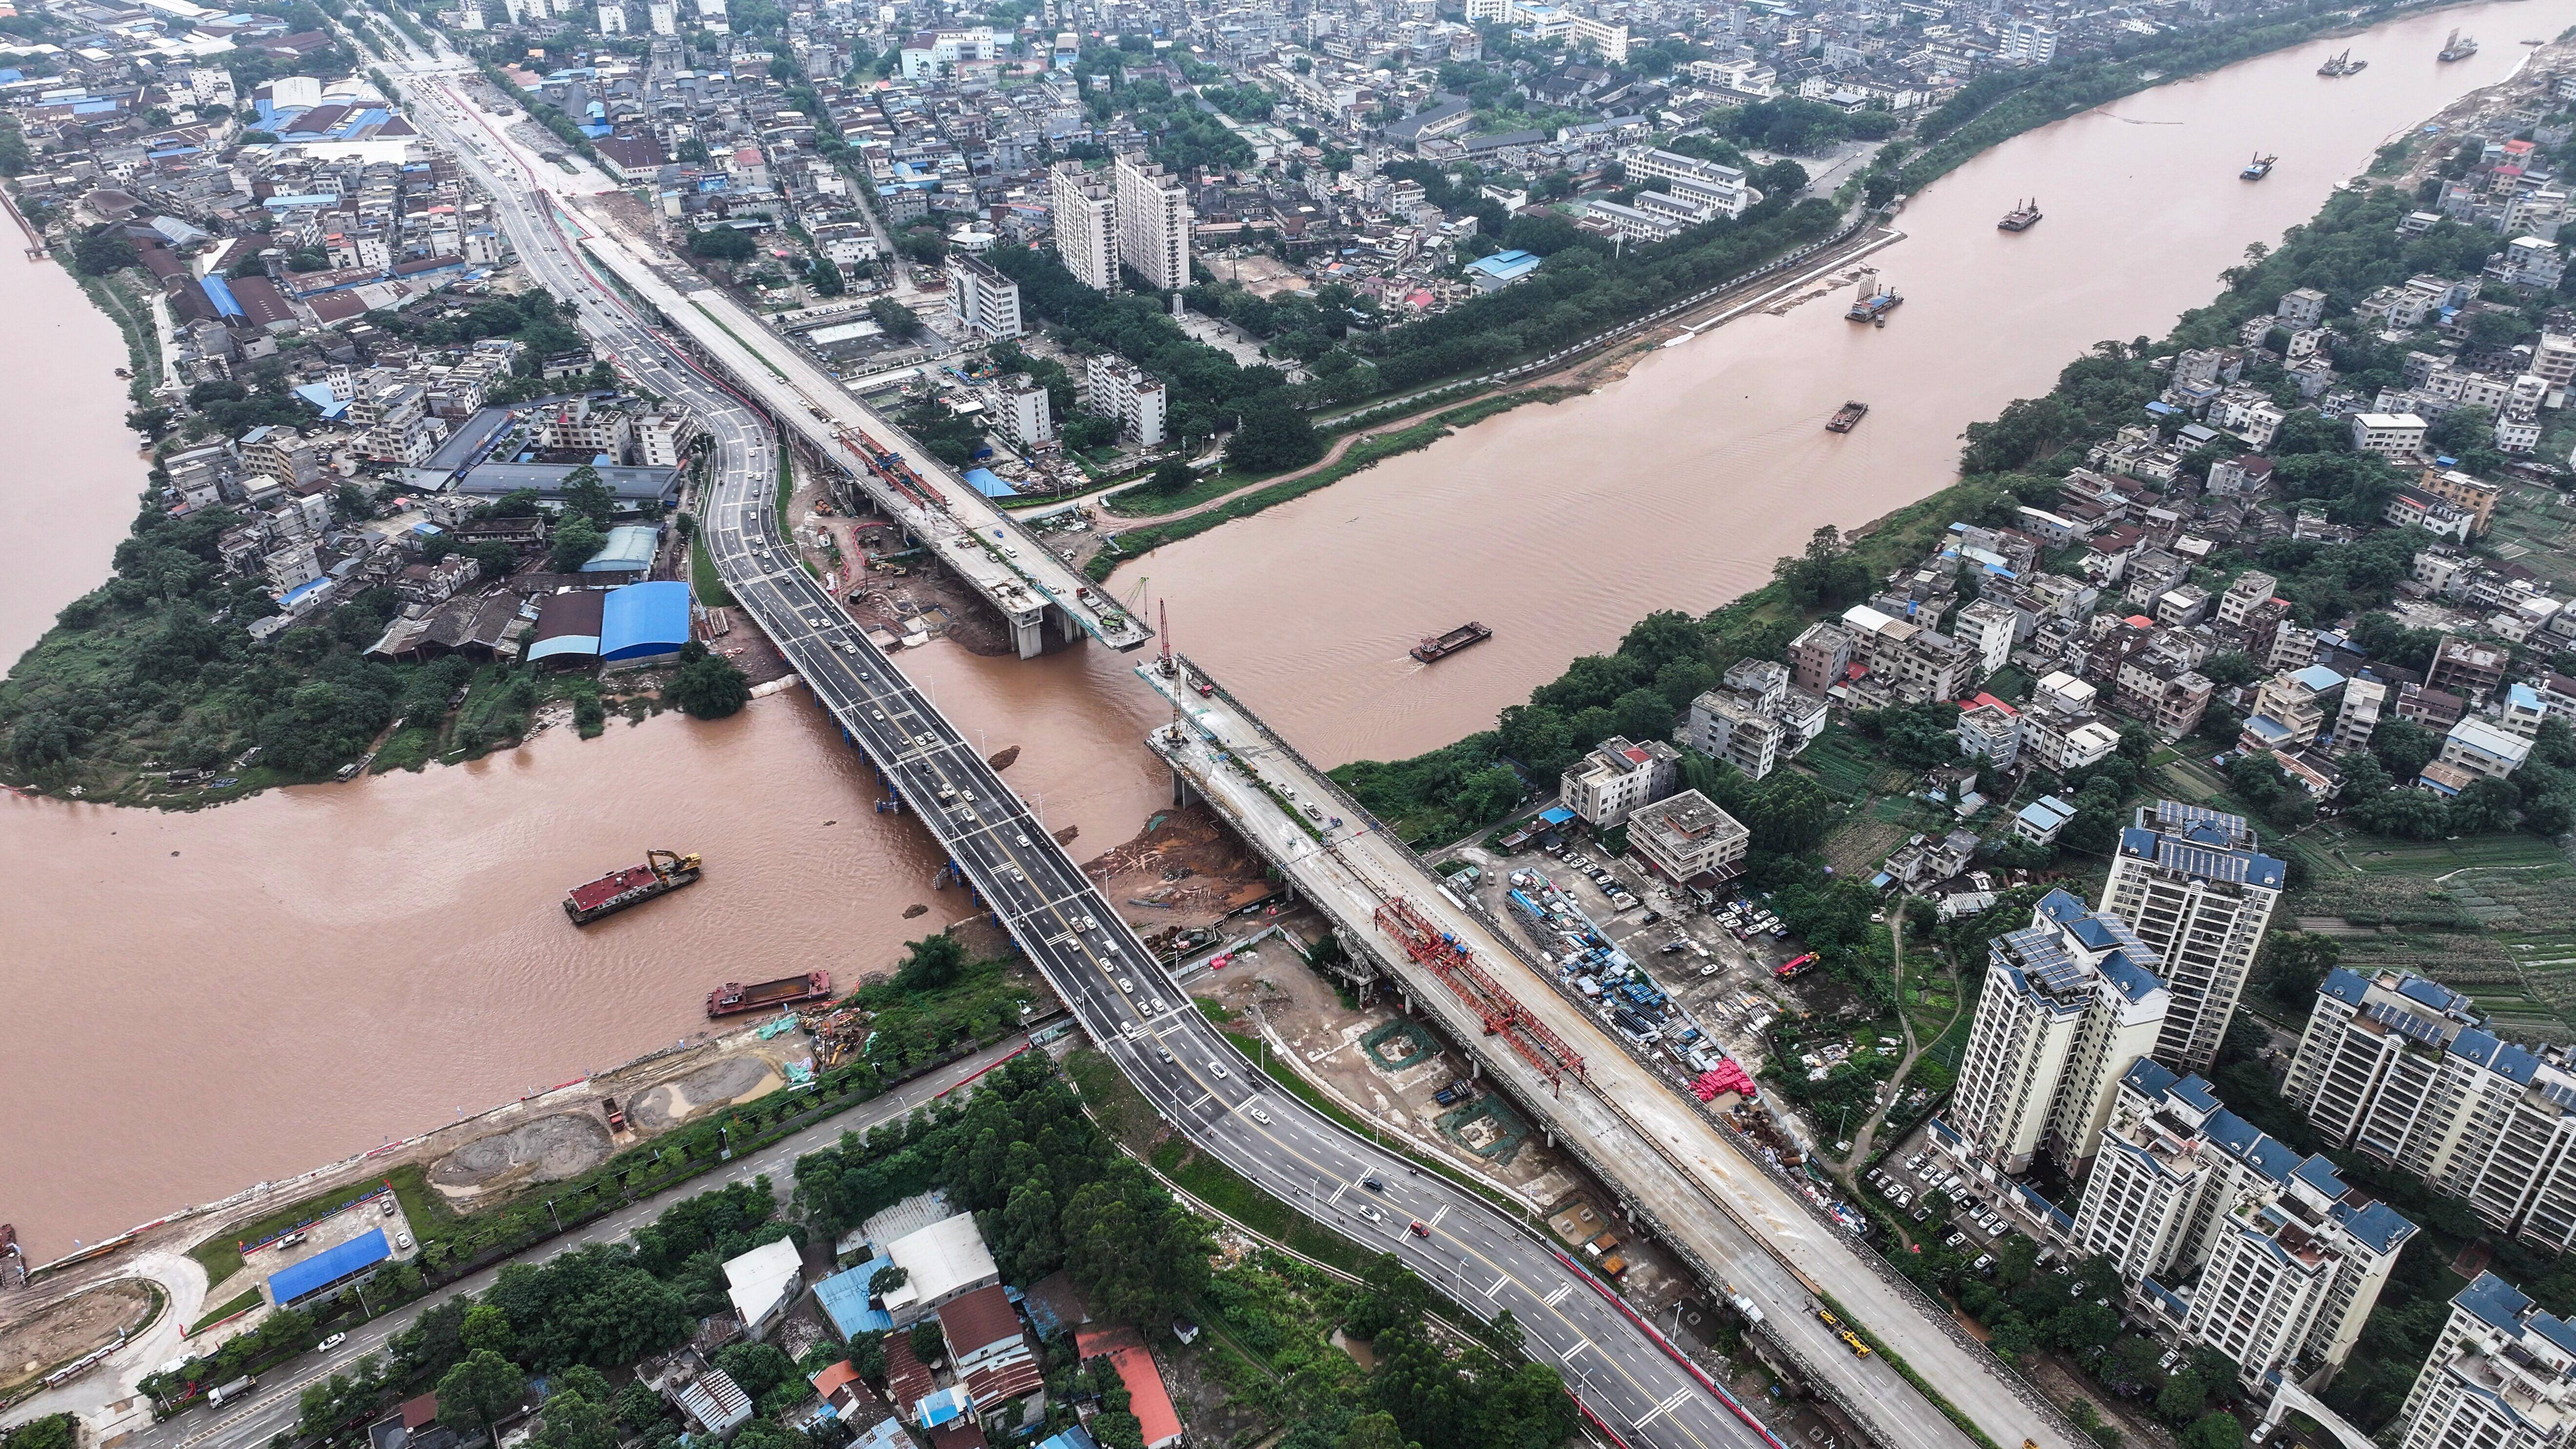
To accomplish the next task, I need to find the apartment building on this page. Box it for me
[1787,620,1854,694]
[1947,890,2169,1174]
[2431,636,2511,701]
[988,374,1053,448]
[2243,664,2346,752]
[1084,354,1168,447]
[2352,412,2431,459]
[1625,790,1750,884]
[1839,603,1976,704]
[1956,699,2022,768]
[2415,466,2503,535]
[1048,161,1118,292]
[1682,688,1785,781]
[2396,1273,2576,1449]
[2069,1060,2415,1389]
[1113,153,1190,293]
[1559,734,1680,828]
[944,252,1024,341]
[2098,803,2288,1073]
[2215,570,2279,629]
[2332,676,2389,754]
[1618,147,1754,219]
[1954,598,2019,677]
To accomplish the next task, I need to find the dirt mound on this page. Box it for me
[987,745,1020,772]
[428,1112,613,1190]
[627,1054,776,1132]
[0,1280,154,1393]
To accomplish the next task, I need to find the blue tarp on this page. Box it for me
[267,1228,390,1304]
[600,580,691,663]
[962,467,1018,498]
[1537,806,1575,826]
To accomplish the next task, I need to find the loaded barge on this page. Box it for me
[1412,622,1493,663]
[1826,402,1869,433]
[1997,198,2041,231]
[707,972,834,1018]
[564,850,703,924]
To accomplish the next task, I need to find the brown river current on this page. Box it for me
[3,0,2565,1253]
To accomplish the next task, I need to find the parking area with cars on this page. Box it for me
[1862,1133,2032,1277]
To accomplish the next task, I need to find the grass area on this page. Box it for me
[775,449,795,520]
[1066,1047,1164,1154]
[691,535,737,607]
[1084,391,1565,582]
[187,1289,263,1334]
[2485,482,2576,594]
[1149,1135,1371,1276]
[186,1181,395,1287]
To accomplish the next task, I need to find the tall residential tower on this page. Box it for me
[2097,803,2287,1071]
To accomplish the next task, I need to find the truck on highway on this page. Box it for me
[207,1376,257,1407]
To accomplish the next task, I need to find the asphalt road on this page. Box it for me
[106,1042,1030,1449]
[383,55,1785,1449]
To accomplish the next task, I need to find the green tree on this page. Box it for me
[548,517,607,572]
[2179,1412,2245,1449]
[435,1350,528,1441]
[667,644,751,719]
[689,226,756,261]
[73,227,138,275]
[2256,930,2341,1007]
[460,1302,515,1358]
[561,465,616,527]
[1146,459,1197,494]
[868,299,921,337]
[907,1320,946,1366]
[896,932,967,990]
[1226,407,1325,473]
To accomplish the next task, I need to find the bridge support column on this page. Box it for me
[1171,764,1195,809]
[1011,609,1045,659]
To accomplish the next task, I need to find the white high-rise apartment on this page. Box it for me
[2070,1060,2416,1390]
[944,252,1023,341]
[2098,803,2287,1072]
[1049,161,1118,292]
[1947,890,2169,1175]
[1113,153,1190,292]
[1084,354,1167,446]
[2283,966,2576,1255]
[2398,1272,2576,1449]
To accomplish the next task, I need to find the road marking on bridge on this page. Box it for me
[1634,1389,1692,1428]
[1543,1283,1573,1308]
[1484,1276,1507,1300]
[1428,1204,1449,1230]
[1557,1338,1590,1363]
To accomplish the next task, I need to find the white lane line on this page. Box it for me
[1558,1338,1591,1364]
[1543,1283,1573,1308]
[1633,1389,1690,1428]
[1428,1203,1449,1229]
[1484,1276,1507,1300]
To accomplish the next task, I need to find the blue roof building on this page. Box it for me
[267,1228,393,1306]
[1466,248,1542,291]
[600,581,691,667]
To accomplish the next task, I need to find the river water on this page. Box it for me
[2,0,2561,1255]
[1111,0,2574,766]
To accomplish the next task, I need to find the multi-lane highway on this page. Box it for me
[388,55,1790,1449]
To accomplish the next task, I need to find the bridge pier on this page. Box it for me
[1010,607,1046,659]
[1170,763,1195,809]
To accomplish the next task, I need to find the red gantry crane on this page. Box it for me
[1371,895,1584,1091]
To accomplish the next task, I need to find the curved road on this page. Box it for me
[392,55,1786,1449]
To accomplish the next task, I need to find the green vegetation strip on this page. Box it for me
[1085,392,1553,581]
[1815,1292,2007,1449]
[187,1290,262,1335]
[689,302,790,382]
[691,535,737,607]
[1208,1025,1543,1228]
[775,448,795,519]
[1149,1135,1371,1275]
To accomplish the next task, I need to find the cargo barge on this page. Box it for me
[1997,198,2041,231]
[2241,152,2277,181]
[1846,282,1902,323]
[2439,28,2477,60]
[1411,622,1493,663]
[564,849,703,924]
[707,972,834,1018]
[1826,402,1869,433]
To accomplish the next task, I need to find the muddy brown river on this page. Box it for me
[4,0,2564,1254]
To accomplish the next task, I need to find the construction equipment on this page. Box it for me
[1372,895,1586,1090]
[564,849,704,924]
